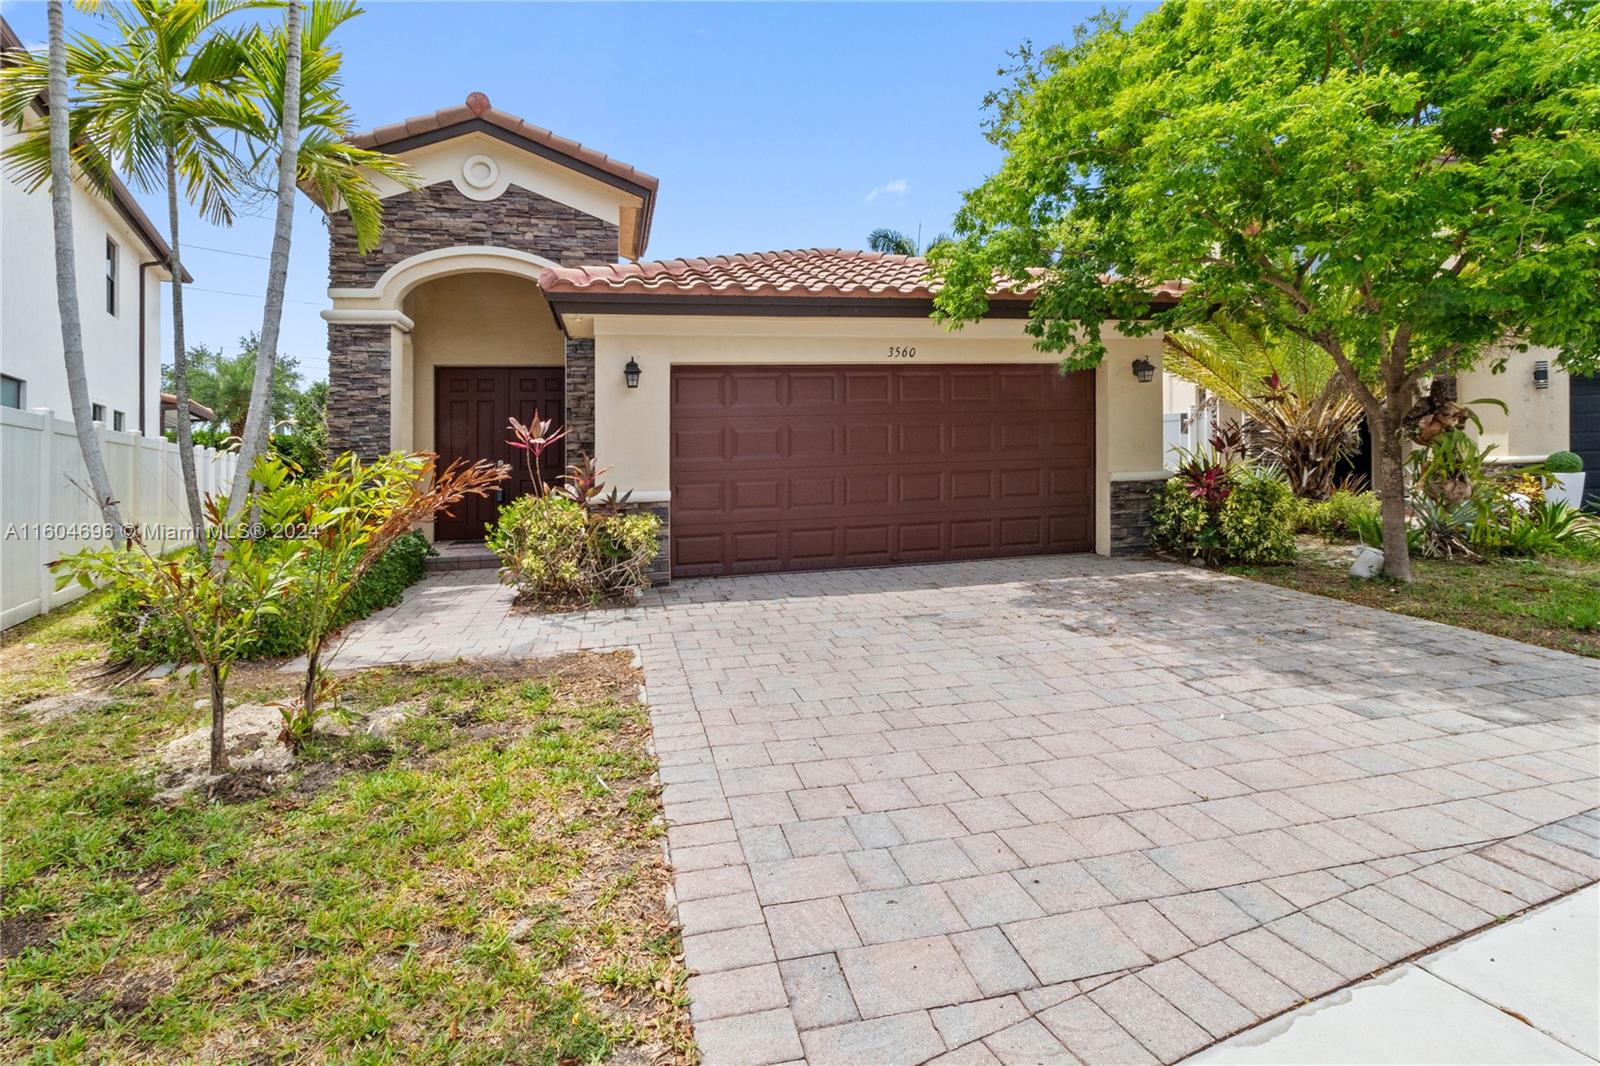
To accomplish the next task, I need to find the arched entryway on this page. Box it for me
[403,271,567,539]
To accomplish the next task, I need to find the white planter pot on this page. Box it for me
[1549,471,1586,508]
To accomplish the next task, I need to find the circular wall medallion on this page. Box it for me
[461,154,499,191]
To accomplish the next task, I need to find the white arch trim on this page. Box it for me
[326,245,562,311]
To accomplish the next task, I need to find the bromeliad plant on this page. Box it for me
[258,451,507,748]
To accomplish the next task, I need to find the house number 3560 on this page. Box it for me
[887,345,917,358]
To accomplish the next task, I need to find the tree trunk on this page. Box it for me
[302,646,320,721]
[166,149,204,542]
[45,0,125,544]
[1370,412,1413,583]
[208,662,228,774]
[221,0,302,543]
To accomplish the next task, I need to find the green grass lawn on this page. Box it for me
[1,616,691,1063]
[1230,545,1600,658]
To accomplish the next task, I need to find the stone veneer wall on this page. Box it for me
[326,181,619,459]
[325,324,393,457]
[328,183,618,286]
[1109,476,1167,555]
[626,500,671,585]
[564,338,596,459]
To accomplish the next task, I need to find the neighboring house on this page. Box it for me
[159,393,217,433]
[0,17,187,438]
[318,94,1174,580]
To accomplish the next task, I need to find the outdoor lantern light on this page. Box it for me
[1131,357,1156,383]
[1533,360,1550,390]
[624,358,642,389]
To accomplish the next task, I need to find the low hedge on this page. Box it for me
[102,530,431,665]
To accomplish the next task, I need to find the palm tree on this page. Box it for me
[2,0,256,539]
[1164,317,1366,499]
[867,227,951,256]
[38,0,126,540]
[221,0,414,533]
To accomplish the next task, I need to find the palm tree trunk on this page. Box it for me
[221,0,301,541]
[166,148,204,542]
[45,0,125,545]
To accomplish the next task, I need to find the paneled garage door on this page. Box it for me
[670,364,1094,577]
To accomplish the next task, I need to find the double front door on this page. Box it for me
[434,366,565,540]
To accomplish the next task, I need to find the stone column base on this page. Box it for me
[1109,475,1168,555]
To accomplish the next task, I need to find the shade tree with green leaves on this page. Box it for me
[931,0,1600,581]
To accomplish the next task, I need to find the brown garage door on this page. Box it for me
[670,364,1093,577]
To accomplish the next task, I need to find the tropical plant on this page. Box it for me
[1409,496,1480,561]
[53,458,305,773]
[1163,318,1364,499]
[490,458,658,607]
[222,0,416,537]
[930,0,1600,583]
[1150,443,1297,565]
[166,335,304,437]
[1297,489,1380,540]
[867,227,951,256]
[1,0,261,539]
[12,0,129,542]
[506,410,566,496]
[255,451,506,745]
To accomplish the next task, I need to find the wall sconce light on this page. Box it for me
[1533,360,1549,390]
[624,358,642,389]
[1132,357,1156,384]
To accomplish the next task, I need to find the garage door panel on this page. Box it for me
[670,365,1094,577]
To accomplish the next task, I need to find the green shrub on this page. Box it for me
[102,530,431,665]
[1217,469,1300,563]
[490,495,659,607]
[1149,465,1297,565]
[1546,450,1584,473]
[1297,489,1380,539]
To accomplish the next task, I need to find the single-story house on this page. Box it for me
[316,94,1178,581]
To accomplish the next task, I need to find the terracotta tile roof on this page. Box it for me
[537,248,1034,303]
[349,92,659,194]
[539,248,1184,313]
[159,393,216,422]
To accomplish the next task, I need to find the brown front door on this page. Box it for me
[434,366,565,540]
[670,364,1094,578]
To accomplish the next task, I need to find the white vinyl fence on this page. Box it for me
[2,406,239,629]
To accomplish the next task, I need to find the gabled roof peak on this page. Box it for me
[348,95,658,258]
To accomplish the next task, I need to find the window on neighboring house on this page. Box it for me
[0,375,22,410]
[105,237,119,315]
[92,403,106,423]
[113,410,126,431]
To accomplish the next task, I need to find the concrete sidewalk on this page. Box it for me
[1187,883,1600,1064]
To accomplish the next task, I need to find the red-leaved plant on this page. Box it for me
[507,412,567,496]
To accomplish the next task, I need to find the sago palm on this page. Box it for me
[1164,317,1366,500]
[1,0,258,536]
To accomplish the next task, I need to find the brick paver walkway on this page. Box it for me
[326,556,1600,1065]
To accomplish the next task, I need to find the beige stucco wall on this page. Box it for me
[588,314,1166,556]
[1454,346,1571,462]
[402,272,565,456]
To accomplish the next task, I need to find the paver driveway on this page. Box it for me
[328,556,1600,1065]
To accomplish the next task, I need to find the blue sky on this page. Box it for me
[4,1,1151,383]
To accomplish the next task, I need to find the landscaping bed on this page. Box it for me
[1230,539,1600,658]
[1,616,690,1063]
